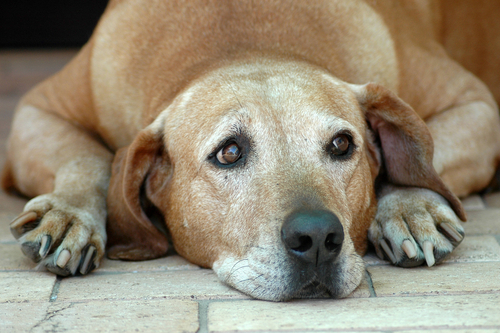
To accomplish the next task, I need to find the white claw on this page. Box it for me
[380,239,397,264]
[402,240,417,259]
[56,250,71,268]
[440,223,463,243]
[423,241,435,267]
[39,235,50,258]
[80,246,95,275]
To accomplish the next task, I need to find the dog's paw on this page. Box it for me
[10,193,106,276]
[369,187,464,267]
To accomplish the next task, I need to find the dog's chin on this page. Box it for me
[280,270,360,301]
[213,251,365,302]
[291,280,334,299]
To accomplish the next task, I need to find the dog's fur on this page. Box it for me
[3,0,500,301]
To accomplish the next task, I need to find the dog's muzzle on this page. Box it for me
[281,209,344,267]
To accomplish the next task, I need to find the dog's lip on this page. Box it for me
[292,279,333,299]
[284,260,346,299]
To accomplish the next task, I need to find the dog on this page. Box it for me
[3,0,500,301]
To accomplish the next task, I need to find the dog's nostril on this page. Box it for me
[282,209,344,265]
[324,233,340,252]
[292,236,313,252]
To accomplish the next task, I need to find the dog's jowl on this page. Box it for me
[3,0,500,301]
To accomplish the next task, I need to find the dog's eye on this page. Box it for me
[331,134,351,156]
[216,143,241,164]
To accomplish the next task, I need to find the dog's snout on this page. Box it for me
[281,210,344,265]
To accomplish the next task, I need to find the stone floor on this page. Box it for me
[1,50,500,332]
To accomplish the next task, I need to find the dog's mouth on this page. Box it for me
[214,240,365,301]
[293,279,333,299]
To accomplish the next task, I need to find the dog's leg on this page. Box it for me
[5,104,113,276]
[369,99,500,267]
[428,101,500,197]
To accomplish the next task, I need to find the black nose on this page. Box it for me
[281,209,344,265]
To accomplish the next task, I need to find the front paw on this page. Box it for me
[10,193,106,276]
[369,187,464,267]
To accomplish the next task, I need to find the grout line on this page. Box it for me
[49,275,63,302]
[0,241,18,245]
[196,300,210,333]
[365,269,377,297]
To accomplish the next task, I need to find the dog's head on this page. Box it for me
[106,57,463,301]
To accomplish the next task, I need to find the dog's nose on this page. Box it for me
[281,210,344,265]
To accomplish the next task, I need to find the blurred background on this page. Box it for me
[1,1,109,48]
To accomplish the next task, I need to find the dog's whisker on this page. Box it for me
[250,285,262,296]
[227,260,250,280]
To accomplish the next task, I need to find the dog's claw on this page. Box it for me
[39,235,52,259]
[423,241,435,267]
[21,242,42,262]
[380,239,396,263]
[439,222,463,243]
[401,239,417,259]
[374,246,385,260]
[10,211,38,239]
[79,245,97,275]
[56,249,71,268]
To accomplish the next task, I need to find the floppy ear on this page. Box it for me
[106,118,171,260]
[351,83,466,221]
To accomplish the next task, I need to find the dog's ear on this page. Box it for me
[351,83,466,221]
[106,118,171,260]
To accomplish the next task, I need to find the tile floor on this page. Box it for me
[1,50,499,332]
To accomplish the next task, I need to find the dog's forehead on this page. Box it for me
[162,60,366,156]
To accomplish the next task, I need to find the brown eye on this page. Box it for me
[331,134,350,156]
[216,143,241,164]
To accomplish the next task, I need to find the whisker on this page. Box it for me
[250,285,262,295]
[228,258,248,275]
[227,260,250,280]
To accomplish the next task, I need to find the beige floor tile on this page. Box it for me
[363,235,500,267]
[57,269,248,301]
[0,242,201,273]
[0,271,56,302]
[0,243,37,270]
[208,294,500,332]
[363,235,500,269]
[483,192,500,209]
[368,262,500,297]
[349,272,372,298]
[0,50,76,97]
[0,100,17,139]
[0,139,6,167]
[364,251,389,266]
[0,73,47,97]
[0,212,24,242]
[0,302,51,332]
[0,191,27,218]
[393,330,500,333]
[99,255,201,272]
[30,299,199,333]
[463,209,500,235]
[0,50,76,76]
[462,194,486,210]
[443,235,500,263]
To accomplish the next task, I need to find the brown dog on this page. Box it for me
[3,0,500,301]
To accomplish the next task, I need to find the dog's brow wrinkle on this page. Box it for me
[223,76,244,110]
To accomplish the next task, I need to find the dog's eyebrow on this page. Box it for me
[197,110,249,160]
[228,83,245,111]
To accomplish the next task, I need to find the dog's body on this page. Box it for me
[3,0,500,301]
